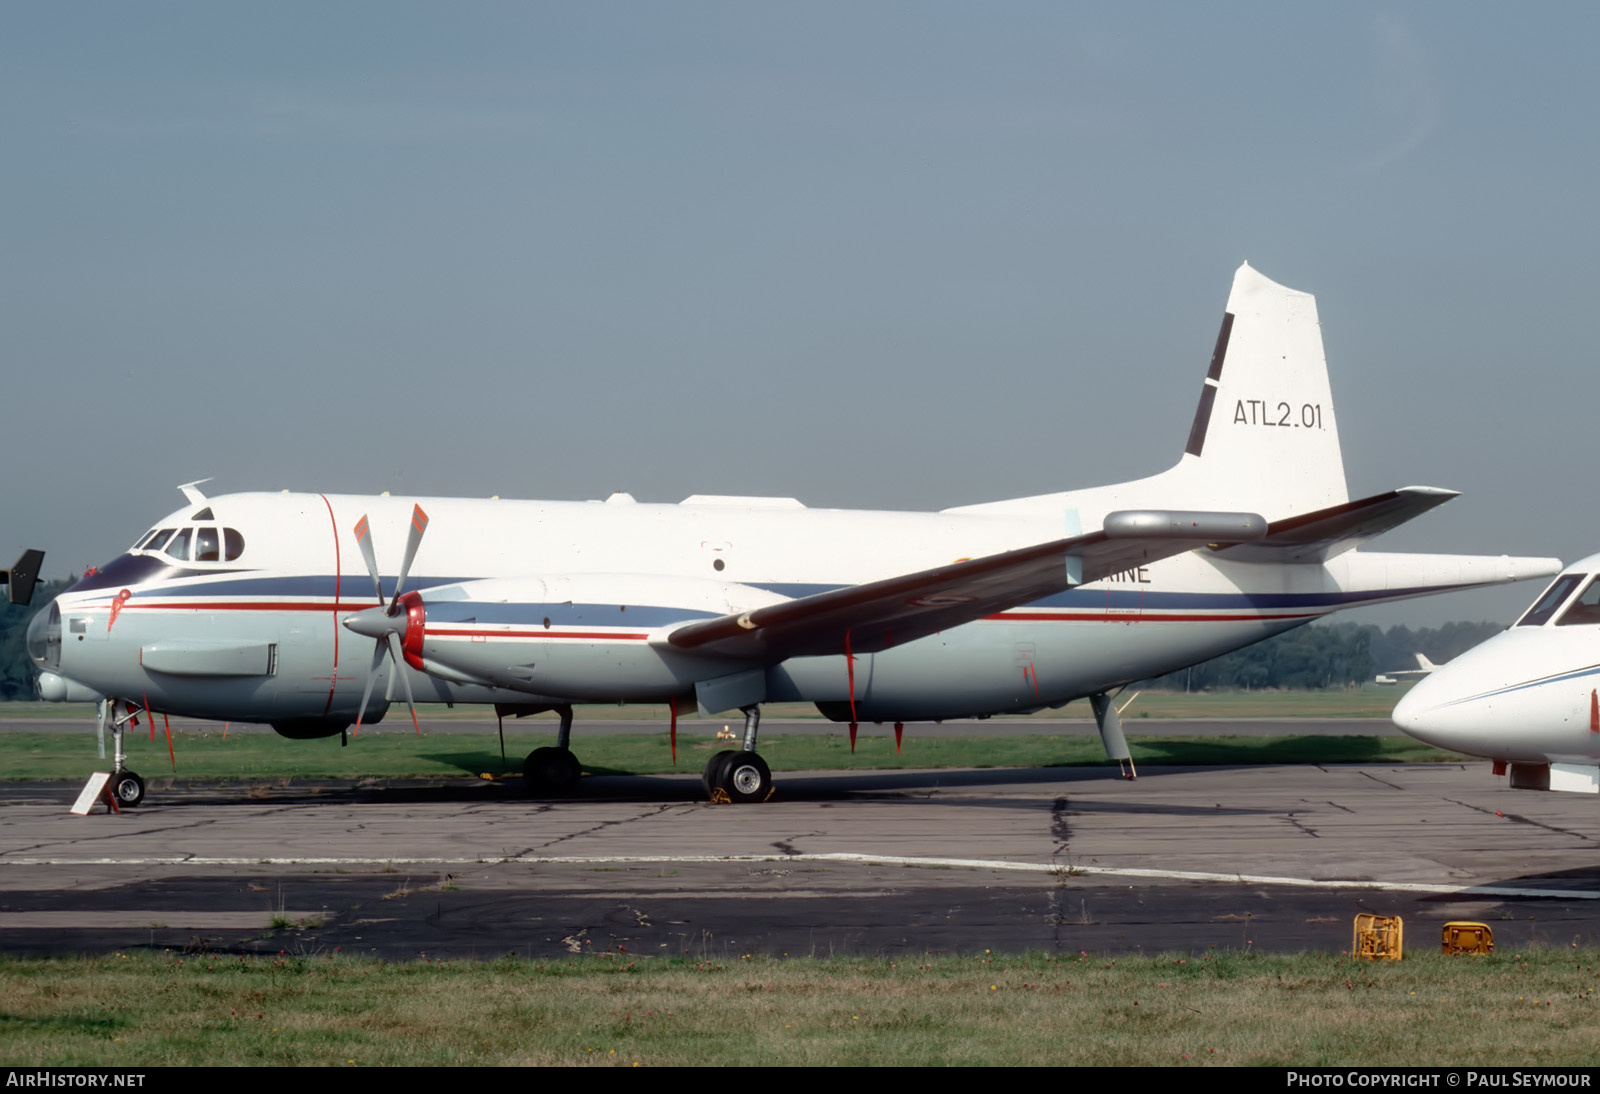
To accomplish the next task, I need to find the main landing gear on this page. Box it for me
[1089,692,1137,780]
[523,705,582,796]
[702,704,775,803]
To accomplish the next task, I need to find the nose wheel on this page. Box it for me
[112,771,145,808]
[97,699,147,808]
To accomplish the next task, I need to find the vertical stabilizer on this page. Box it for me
[945,263,1354,522]
[1179,263,1348,517]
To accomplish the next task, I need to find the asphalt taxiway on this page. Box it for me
[2,757,1596,959]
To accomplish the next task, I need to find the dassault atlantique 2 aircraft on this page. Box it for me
[1394,557,1600,794]
[16,264,1560,807]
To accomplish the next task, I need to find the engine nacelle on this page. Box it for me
[367,573,786,701]
[270,718,354,740]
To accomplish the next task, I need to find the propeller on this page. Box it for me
[343,505,430,737]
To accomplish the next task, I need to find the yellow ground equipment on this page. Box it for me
[1441,921,1493,955]
[1353,914,1404,960]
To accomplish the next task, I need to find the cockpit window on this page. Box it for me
[166,528,193,562]
[147,529,175,552]
[1516,573,1586,627]
[224,528,245,561]
[195,527,220,563]
[1556,577,1600,626]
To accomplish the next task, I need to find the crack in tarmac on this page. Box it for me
[1444,797,1599,842]
[1282,814,1321,838]
[0,811,227,859]
[1358,771,1407,791]
[1050,797,1071,850]
[528,803,695,851]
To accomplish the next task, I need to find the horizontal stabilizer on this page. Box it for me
[1,549,44,606]
[1209,487,1457,564]
[666,510,1265,661]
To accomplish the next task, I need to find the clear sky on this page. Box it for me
[4,3,1593,629]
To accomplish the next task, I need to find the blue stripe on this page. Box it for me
[751,582,1478,612]
[1441,663,1600,708]
[427,602,713,628]
[96,567,1479,616]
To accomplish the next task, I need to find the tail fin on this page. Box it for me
[947,263,1353,522]
[1176,263,1348,517]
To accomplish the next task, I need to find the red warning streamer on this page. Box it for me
[846,630,858,753]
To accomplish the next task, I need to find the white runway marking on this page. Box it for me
[3,850,1594,901]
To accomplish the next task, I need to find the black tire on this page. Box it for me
[552,748,582,793]
[701,750,736,798]
[523,747,557,794]
[719,751,772,804]
[524,747,581,795]
[113,771,145,808]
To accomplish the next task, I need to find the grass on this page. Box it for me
[0,729,1455,783]
[2,949,1596,1066]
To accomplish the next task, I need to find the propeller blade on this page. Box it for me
[387,631,422,735]
[389,504,430,612]
[355,639,387,728]
[352,515,384,605]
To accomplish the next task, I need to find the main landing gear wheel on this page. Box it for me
[523,747,581,796]
[706,750,772,804]
[112,771,145,808]
[701,750,736,798]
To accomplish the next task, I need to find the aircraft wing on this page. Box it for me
[1208,487,1457,564]
[664,510,1265,661]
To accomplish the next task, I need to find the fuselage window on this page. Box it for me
[1516,573,1586,627]
[196,527,221,563]
[166,528,193,562]
[224,528,245,561]
[1556,577,1600,626]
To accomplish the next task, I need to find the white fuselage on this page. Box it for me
[30,488,1546,730]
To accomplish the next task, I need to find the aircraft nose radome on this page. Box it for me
[1390,671,1485,754]
[1391,677,1444,736]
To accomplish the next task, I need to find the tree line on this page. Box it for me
[1139,619,1504,691]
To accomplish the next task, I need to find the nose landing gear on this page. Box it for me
[99,699,146,808]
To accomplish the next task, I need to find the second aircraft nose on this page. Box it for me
[1391,674,1483,754]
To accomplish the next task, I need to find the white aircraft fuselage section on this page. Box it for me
[23,264,1562,789]
[36,486,1550,728]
